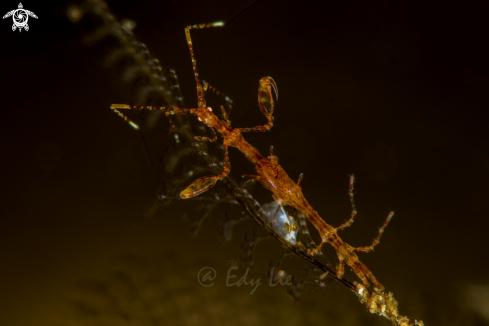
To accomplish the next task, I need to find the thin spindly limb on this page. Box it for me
[194,127,218,142]
[111,107,152,165]
[307,240,327,257]
[111,104,199,115]
[353,211,394,253]
[337,174,357,231]
[111,104,200,147]
[185,22,225,109]
[164,112,180,143]
[220,106,230,125]
[180,144,231,199]
[237,77,278,133]
[111,107,141,131]
[352,261,372,288]
[167,68,186,143]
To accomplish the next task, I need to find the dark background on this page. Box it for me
[1,1,489,325]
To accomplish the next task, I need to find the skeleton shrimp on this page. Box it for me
[111,21,394,289]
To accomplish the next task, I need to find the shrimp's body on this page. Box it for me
[111,21,393,290]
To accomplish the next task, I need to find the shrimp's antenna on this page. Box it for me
[185,0,260,109]
[112,108,153,165]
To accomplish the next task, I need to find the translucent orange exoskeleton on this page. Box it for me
[111,21,394,289]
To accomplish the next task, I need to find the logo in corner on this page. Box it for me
[3,3,38,32]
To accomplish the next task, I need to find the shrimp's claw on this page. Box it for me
[258,76,278,116]
[180,175,219,199]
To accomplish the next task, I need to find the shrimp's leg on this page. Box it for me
[111,104,199,144]
[111,104,198,165]
[164,112,181,143]
[307,240,326,257]
[337,174,357,231]
[353,211,394,253]
[194,127,218,142]
[340,246,377,288]
[237,77,277,133]
[185,22,225,108]
[180,144,230,199]
[351,261,373,288]
[111,104,198,120]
